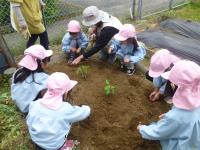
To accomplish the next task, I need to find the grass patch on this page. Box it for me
[146,0,200,23]
[0,75,34,150]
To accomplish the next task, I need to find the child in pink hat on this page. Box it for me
[26,72,91,150]
[11,45,53,113]
[146,49,180,103]
[62,20,89,64]
[109,24,146,75]
[137,60,200,150]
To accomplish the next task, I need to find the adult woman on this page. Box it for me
[72,6,122,65]
[10,0,49,49]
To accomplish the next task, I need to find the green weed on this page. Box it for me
[104,80,116,96]
[76,65,90,79]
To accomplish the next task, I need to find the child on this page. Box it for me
[62,20,89,64]
[137,60,200,150]
[26,72,91,150]
[110,24,146,75]
[11,45,53,113]
[147,49,180,103]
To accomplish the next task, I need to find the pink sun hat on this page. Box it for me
[161,60,200,110]
[40,72,78,110]
[18,45,53,70]
[148,49,180,78]
[114,24,136,41]
[67,20,81,33]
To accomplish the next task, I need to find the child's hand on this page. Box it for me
[137,122,143,130]
[89,34,96,41]
[124,58,130,63]
[149,90,160,101]
[88,26,97,34]
[88,27,96,41]
[76,48,81,53]
[159,114,165,120]
[72,55,84,65]
[70,48,77,52]
[88,27,95,34]
[149,91,157,100]
[108,48,113,54]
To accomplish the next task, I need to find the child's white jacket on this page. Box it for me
[11,70,49,113]
[26,100,91,150]
[139,106,200,150]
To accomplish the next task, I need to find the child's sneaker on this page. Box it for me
[126,68,135,75]
[120,64,124,69]
[82,56,89,61]
[67,52,75,64]
[60,139,80,150]
[67,58,73,64]
[120,64,127,72]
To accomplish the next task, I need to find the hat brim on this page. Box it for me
[82,16,101,26]
[45,50,53,58]
[161,71,171,80]
[67,80,78,92]
[67,29,80,33]
[24,48,53,60]
[82,10,109,26]
[18,55,37,70]
[114,33,128,41]
[148,68,163,78]
[100,11,109,22]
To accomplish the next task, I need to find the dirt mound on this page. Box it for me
[46,59,169,150]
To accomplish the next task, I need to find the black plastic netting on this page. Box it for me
[137,19,200,65]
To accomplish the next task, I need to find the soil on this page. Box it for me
[46,51,170,150]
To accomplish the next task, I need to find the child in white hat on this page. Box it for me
[138,60,200,150]
[26,72,91,150]
[11,45,53,113]
[62,20,89,64]
[110,24,146,75]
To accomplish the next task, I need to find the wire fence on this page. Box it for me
[0,0,190,58]
[134,0,190,19]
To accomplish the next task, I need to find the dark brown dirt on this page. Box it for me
[46,55,170,150]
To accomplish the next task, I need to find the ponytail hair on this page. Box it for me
[14,59,45,84]
[13,67,32,84]
[129,37,139,52]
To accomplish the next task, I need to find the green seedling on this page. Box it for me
[76,65,90,79]
[104,80,116,96]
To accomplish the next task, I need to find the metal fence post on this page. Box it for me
[169,0,174,10]
[137,0,143,19]
[130,0,136,20]
[0,33,16,67]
